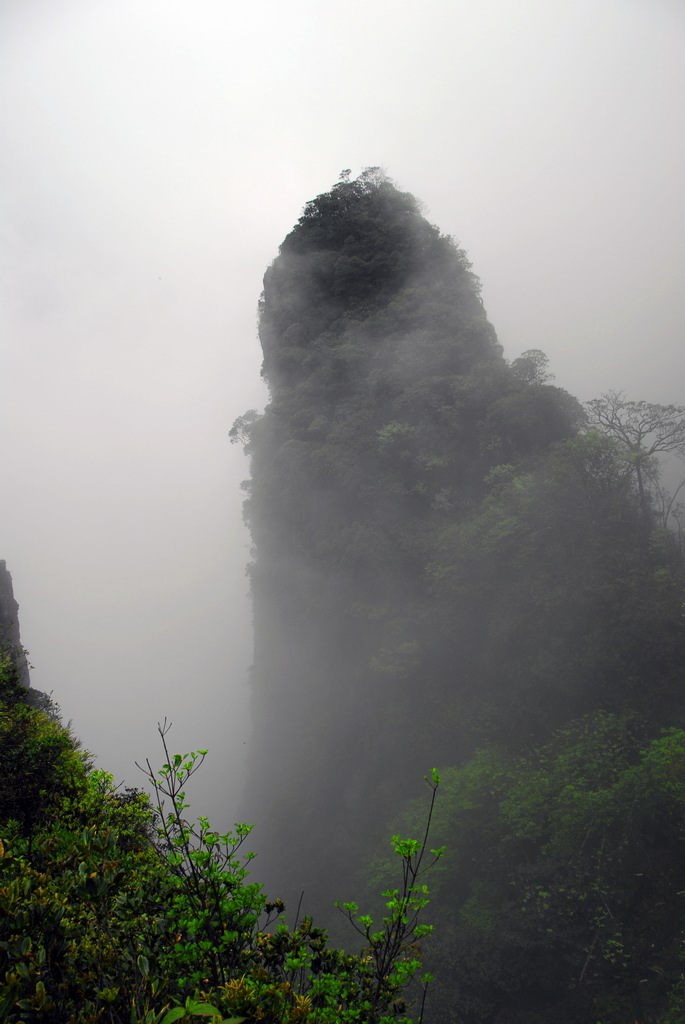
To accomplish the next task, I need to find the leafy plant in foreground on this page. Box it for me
[1,680,441,1023]
[337,769,444,1024]
[137,721,442,1023]
[136,719,278,992]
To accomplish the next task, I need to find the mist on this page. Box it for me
[1,0,684,834]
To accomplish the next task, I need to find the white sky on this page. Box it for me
[1,0,684,824]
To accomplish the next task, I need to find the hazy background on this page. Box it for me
[1,0,683,825]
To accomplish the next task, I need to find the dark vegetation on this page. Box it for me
[0,650,441,1023]
[233,170,685,1023]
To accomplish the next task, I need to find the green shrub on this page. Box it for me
[1,687,440,1023]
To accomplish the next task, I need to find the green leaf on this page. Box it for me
[160,1008,188,1023]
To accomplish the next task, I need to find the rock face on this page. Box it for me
[0,560,31,688]
[236,172,582,920]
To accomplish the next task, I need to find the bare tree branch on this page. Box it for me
[586,392,685,527]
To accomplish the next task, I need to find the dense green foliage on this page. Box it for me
[0,658,439,1023]
[235,170,685,1022]
[391,714,685,1022]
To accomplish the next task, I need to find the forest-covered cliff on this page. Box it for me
[235,170,685,1023]
[4,170,685,1024]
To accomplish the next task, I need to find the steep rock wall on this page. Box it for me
[236,172,582,918]
[0,560,31,689]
